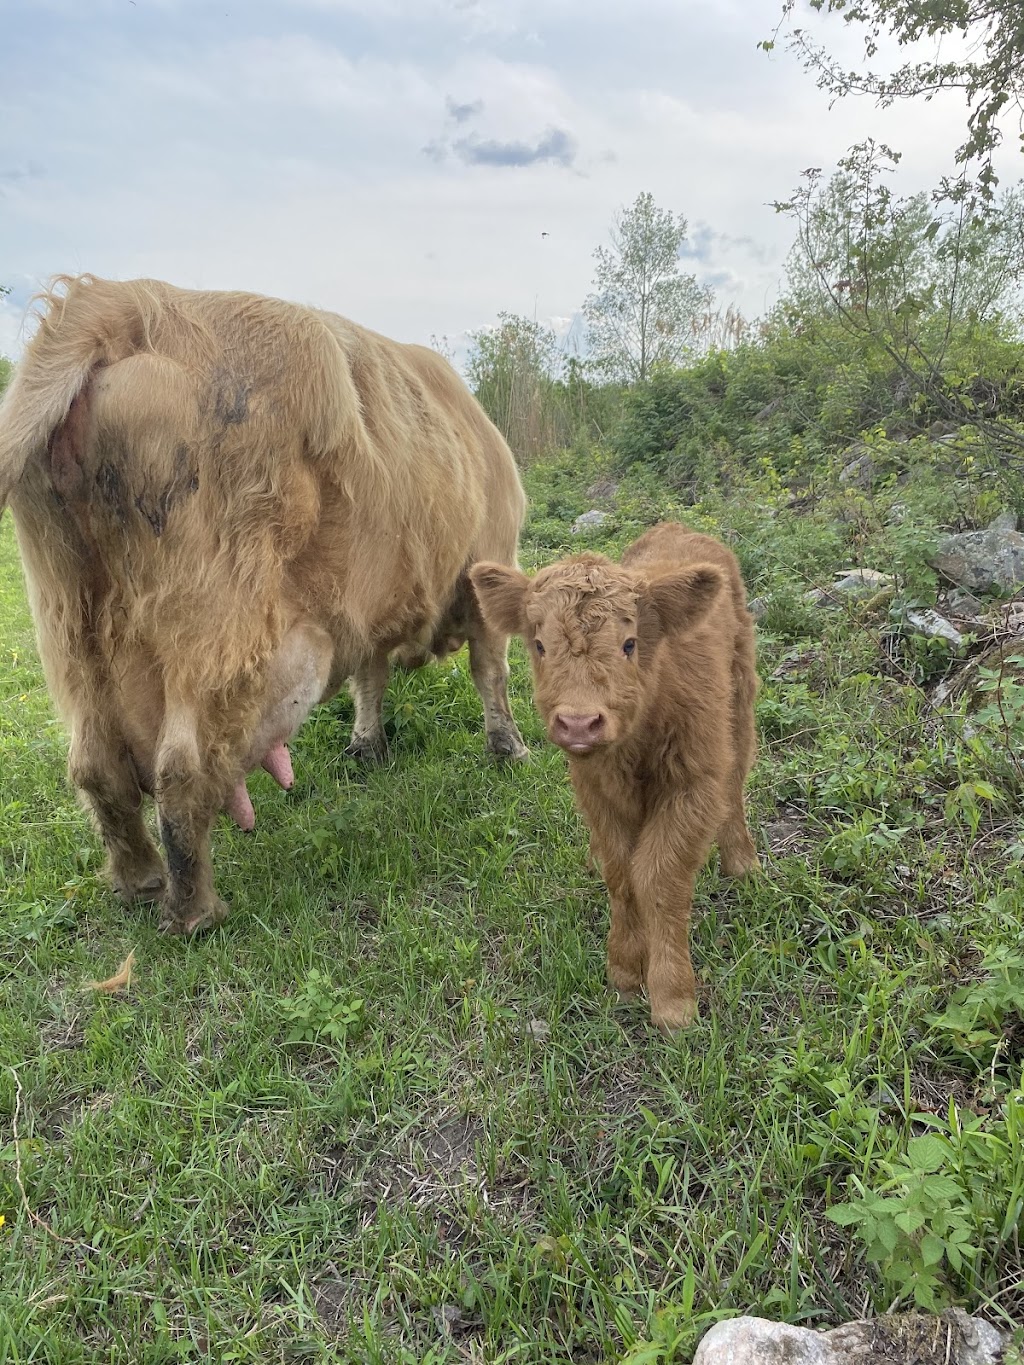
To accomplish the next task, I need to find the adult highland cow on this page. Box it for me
[0,275,527,934]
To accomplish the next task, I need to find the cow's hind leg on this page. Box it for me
[465,597,528,761]
[345,650,390,762]
[154,701,228,936]
[69,718,165,901]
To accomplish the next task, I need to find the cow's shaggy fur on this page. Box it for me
[0,274,527,933]
[471,522,759,1032]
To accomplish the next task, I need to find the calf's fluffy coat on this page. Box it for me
[471,523,759,1031]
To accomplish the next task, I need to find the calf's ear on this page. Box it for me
[469,563,531,636]
[639,564,724,640]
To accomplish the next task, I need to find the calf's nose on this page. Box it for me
[552,711,605,750]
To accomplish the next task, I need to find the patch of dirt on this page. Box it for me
[827,1310,975,1363]
[760,804,816,859]
[314,1113,487,1208]
[311,1266,366,1337]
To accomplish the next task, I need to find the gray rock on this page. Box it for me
[988,509,1019,533]
[930,527,1024,594]
[694,1310,1005,1364]
[805,568,892,608]
[754,397,785,423]
[571,509,610,534]
[945,588,985,619]
[747,596,768,621]
[838,450,877,490]
[694,1317,836,1364]
[585,477,618,504]
[431,1303,462,1337]
[904,608,964,647]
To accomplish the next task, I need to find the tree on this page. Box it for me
[777,143,1024,330]
[774,140,1024,472]
[583,192,713,384]
[767,1,1024,200]
[466,313,561,462]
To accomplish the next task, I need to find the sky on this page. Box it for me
[1,0,1018,368]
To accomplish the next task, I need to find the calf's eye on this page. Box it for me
[535,639,546,657]
[623,638,636,658]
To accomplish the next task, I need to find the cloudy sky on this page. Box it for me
[1,0,1015,365]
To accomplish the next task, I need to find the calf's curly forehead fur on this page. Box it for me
[528,555,640,637]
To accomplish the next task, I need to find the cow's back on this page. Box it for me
[7,274,525,759]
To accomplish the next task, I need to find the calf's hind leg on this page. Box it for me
[69,715,165,901]
[717,655,760,879]
[154,699,229,936]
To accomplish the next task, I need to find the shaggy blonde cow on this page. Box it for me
[471,523,759,1033]
[0,275,527,933]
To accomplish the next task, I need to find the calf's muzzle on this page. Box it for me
[552,711,606,754]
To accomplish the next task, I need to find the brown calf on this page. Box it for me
[471,522,759,1032]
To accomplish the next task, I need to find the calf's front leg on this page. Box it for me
[593,837,645,1001]
[631,790,719,1033]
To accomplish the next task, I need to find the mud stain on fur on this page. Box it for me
[134,444,200,537]
[160,818,196,887]
[96,461,130,524]
[213,372,251,426]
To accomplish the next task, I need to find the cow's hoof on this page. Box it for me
[344,734,388,763]
[486,731,529,762]
[109,859,166,902]
[651,998,698,1034]
[159,898,230,936]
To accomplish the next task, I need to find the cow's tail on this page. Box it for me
[0,276,114,516]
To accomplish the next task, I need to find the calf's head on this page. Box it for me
[471,553,723,756]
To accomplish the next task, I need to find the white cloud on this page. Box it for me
[1,0,1020,367]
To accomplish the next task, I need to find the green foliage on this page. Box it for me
[928,944,1024,1067]
[773,0,1024,199]
[826,1096,1024,1310]
[820,812,912,877]
[277,969,366,1046]
[465,318,620,464]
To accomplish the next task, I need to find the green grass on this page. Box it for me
[2,452,1024,1363]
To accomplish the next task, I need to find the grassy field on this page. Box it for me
[2,454,1023,1363]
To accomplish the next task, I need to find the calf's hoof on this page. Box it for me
[344,733,388,764]
[650,997,698,1035]
[719,847,761,879]
[486,729,529,762]
[159,897,230,937]
[608,961,643,1003]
